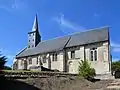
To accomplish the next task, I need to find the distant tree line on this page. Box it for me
[111,60,120,72]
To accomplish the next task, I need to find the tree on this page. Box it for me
[0,53,7,80]
[0,54,7,70]
[111,60,120,72]
[78,60,96,80]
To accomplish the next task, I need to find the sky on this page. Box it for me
[0,0,120,67]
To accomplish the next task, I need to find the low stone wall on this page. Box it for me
[3,71,77,79]
[94,74,114,80]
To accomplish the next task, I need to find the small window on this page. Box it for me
[43,56,46,63]
[71,51,75,59]
[33,33,34,36]
[32,45,34,47]
[33,39,34,41]
[94,50,97,61]
[29,58,32,64]
[29,40,30,42]
[39,58,43,65]
[36,57,39,64]
[90,51,93,61]
[55,53,57,61]
[29,34,31,36]
[52,54,55,61]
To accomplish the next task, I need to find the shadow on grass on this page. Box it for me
[0,76,41,90]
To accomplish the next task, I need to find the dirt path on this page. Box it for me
[106,79,120,89]
[23,76,114,90]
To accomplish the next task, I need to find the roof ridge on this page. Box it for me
[66,26,109,36]
[37,26,109,45]
[37,35,70,45]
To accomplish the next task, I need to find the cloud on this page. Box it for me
[52,13,86,34]
[93,13,100,17]
[12,0,27,10]
[0,0,27,12]
[111,42,120,47]
[0,48,15,67]
[111,42,120,52]
[0,6,11,11]
[112,58,120,62]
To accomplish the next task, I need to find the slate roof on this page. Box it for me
[16,27,109,58]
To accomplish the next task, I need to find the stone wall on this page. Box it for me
[50,52,64,71]
[66,41,111,74]
[15,41,111,75]
[85,42,111,74]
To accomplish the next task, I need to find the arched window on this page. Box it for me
[52,53,57,61]
[90,48,97,61]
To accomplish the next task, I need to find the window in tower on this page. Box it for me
[28,45,30,48]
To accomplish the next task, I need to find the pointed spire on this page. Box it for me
[32,14,38,31]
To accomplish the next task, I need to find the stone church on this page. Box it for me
[13,15,111,75]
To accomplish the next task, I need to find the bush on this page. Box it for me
[78,60,96,80]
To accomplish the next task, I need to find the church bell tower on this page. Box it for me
[28,14,41,48]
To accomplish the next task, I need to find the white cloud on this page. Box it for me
[0,5,11,11]
[0,0,27,12]
[111,42,120,52]
[52,13,86,34]
[112,58,120,62]
[12,0,27,10]
[112,48,120,52]
[111,42,120,47]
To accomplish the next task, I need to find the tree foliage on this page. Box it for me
[0,55,7,70]
[111,60,120,72]
[78,60,96,79]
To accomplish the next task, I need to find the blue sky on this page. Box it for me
[0,0,120,66]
